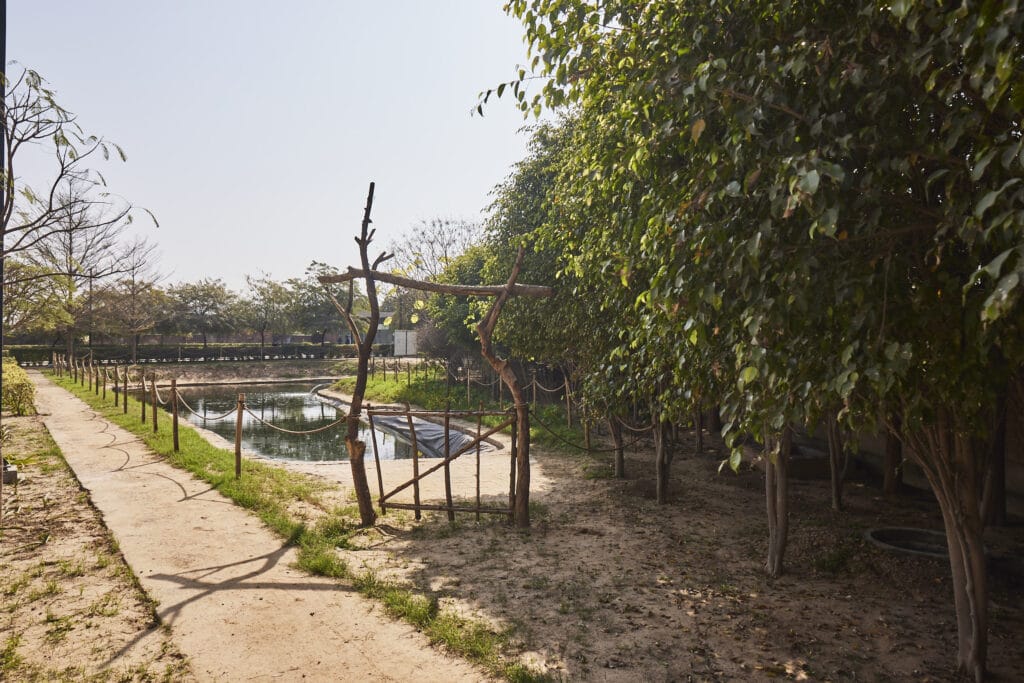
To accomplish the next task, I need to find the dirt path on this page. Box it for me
[30,371,487,682]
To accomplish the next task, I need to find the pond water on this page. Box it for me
[178,382,412,462]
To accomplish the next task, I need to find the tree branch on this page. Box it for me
[318,268,554,298]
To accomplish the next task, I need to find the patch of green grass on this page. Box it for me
[27,579,62,602]
[812,543,856,574]
[44,611,74,643]
[583,462,613,479]
[58,559,86,578]
[52,372,546,682]
[0,634,23,675]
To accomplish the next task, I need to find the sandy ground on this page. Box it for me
[7,361,1024,681]
[23,371,489,682]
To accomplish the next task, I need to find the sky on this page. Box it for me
[6,1,535,292]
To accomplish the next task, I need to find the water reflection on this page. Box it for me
[178,382,412,462]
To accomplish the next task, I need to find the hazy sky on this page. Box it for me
[7,1,534,291]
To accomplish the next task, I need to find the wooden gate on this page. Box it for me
[367,405,517,521]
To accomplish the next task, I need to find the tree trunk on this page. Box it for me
[826,410,844,511]
[883,413,903,498]
[981,395,1007,528]
[905,412,988,681]
[765,427,792,578]
[609,416,625,478]
[653,417,674,504]
[260,329,266,359]
[693,408,704,455]
[707,405,723,435]
[131,334,140,364]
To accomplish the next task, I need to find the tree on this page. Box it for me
[2,258,72,337]
[503,1,1023,678]
[167,278,237,348]
[388,217,482,283]
[23,196,137,356]
[286,262,366,347]
[90,238,164,361]
[242,272,292,357]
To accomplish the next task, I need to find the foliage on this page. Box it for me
[1,357,36,415]
[501,0,1023,676]
[165,278,239,345]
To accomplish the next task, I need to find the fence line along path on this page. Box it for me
[28,371,485,683]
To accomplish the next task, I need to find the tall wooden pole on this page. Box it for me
[234,393,245,479]
[171,379,180,452]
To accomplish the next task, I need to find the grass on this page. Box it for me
[51,372,549,682]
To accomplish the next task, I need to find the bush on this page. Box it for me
[2,358,36,415]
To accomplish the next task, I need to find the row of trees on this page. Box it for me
[5,260,374,360]
[412,2,1022,681]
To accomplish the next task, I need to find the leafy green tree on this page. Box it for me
[90,238,164,361]
[2,258,72,337]
[504,1,1023,677]
[421,244,490,362]
[167,278,238,349]
[286,262,363,347]
[242,272,293,357]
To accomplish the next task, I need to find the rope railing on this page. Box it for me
[530,376,569,393]
[242,407,348,436]
[615,415,655,434]
[153,381,168,406]
[175,394,238,422]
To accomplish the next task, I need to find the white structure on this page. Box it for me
[393,329,418,357]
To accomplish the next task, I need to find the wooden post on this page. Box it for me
[171,379,180,452]
[101,368,106,400]
[140,371,147,424]
[234,393,245,479]
[123,367,129,414]
[88,362,93,391]
[404,403,421,520]
[151,376,158,433]
[368,408,386,513]
[444,402,454,522]
[476,402,483,522]
[509,415,517,523]
[406,361,411,386]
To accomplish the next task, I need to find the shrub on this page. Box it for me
[2,358,36,415]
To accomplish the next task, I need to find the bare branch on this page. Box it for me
[318,267,553,298]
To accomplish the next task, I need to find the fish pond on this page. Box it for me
[178,382,412,461]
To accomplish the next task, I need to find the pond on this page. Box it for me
[178,382,412,462]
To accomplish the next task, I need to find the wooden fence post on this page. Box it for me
[95,367,100,395]
[101,369,106,400]
[113,368,119,407]
[234,393,245,479]
[444,402,454,522]
[140,371,147,424]
[151,375,158,433]
[404,403,421,521]
[171,379,180,452]
[123,367,129,414]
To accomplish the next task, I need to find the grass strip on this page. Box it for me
[49,373,547,682]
